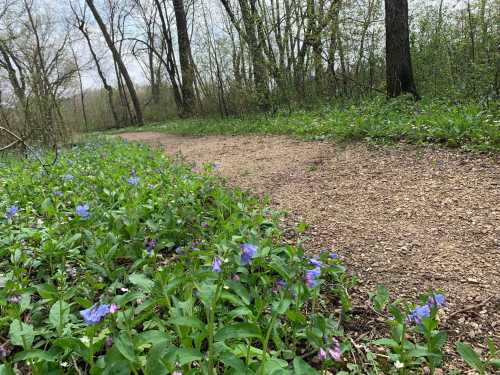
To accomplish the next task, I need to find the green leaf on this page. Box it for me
[293,357,318,374]
[145,343,169,375]
[115,333,136,362]
[263,358,288,374]
[49,301,71,334]
[129,273,155,291]
[488,358,500,368]
[372,285,388,311]
[286,310,306,325]
[13,349,57,363]
[456,342,484,372]
[169,316,205,330]
[177,348,203,365]
[372,338,399,348]
[218,351,248,372]
[215,323,262,342]
[9,320,34,350]
[0,364,15,375]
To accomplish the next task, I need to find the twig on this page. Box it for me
[0,126,59,172]
[0,139,21,151]
[448,296,496,319]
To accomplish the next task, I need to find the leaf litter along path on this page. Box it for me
[120,132,500,352]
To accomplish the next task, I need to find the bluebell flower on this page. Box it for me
[62,174,74,181]
[144,239,156,255]
[175,246,183,255]
[240,243,257,265]
[76,204,89,219]
[5,205,17,220]
[105,335,113,348]
[79,304,110,325]
[211,257,222,273]
[407,304,431,324]
[309,258,322,267]
[304,267,321,288]
[273,279,287,292]
[427,293,445,308]
[329,252,338,259]
[128,176,139,186]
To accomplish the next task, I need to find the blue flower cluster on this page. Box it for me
[407,293,446,324]
[240,243,256,265]
[4,205,17,220]
[80,303,119,325]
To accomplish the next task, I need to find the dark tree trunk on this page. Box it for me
[85,0,144,125]
[154,0,184,113]
[384,0,418,98]
[172,0,196,116]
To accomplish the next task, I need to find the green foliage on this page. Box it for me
[456,340,500,375]
[0,138,350,373]
[114,96,500,152]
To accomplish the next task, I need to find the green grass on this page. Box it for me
[114,96,500,152]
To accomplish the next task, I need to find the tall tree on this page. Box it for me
[172,0,196,116]
[85,0,144,125]
[384,0,418,98]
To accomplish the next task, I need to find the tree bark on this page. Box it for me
[85,0,143,125]
[172,0,196,116]
[384,0,418,98]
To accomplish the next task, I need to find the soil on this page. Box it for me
[120,132,500,370]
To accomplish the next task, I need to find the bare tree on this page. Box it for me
[85,0,144,125]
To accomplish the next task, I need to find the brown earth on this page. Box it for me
[120,132,500,367]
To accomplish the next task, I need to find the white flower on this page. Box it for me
[395,360,404,369]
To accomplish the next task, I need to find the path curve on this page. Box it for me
[121,132,500,346]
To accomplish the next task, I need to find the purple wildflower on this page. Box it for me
[328,338,342,362]
[53,191,63,197]
[76,204,89,219]
[329,252,338,259]
[427,293,445,308]
[7,295,21,304]
[175,246,183,255]
[128,176,139,186]
[304,267,321,288]
[407,304,431,324]
[212,163,221,170]
[79,304,110,325]
[240,243,257,265]
[105,335,113,348]
[274,280,287,292]
[62,174,74,181]
[309,258,322,267]
[212,257,222,273]
[109,304,119,314]
[318,347,327,361]
[231,274,241,281]
[144,239,156,255]
[172,372,182,375]
[5,205,17,220]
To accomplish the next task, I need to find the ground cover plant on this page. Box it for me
[1,139,498,374]
[114,97,500,153]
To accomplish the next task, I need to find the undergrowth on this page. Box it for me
[0,139,498,374]
[113,96,500,152]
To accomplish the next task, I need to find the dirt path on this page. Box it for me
[121,132,500,346]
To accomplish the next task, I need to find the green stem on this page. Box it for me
[259,313,277,375]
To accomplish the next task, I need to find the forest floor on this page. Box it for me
[120,132,500,363]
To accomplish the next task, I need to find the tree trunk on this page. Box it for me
[172,0,196,116]
[85,0,143,125]
[384,0,418,98]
